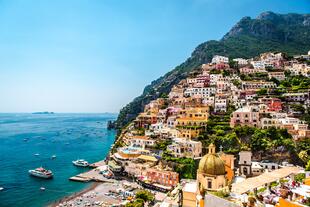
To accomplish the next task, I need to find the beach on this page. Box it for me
[50,179,142,207]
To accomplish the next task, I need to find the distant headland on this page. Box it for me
[32,111,55,115]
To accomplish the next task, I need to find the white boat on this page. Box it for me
[51,155,56,159]
[34,153,40,156]
[0,187,4,191]
[29,167,53,179]
[72,159,89,167]
[40,187,46,191]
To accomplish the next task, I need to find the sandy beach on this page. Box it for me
[49,179,142,207]
[48,182,100,207]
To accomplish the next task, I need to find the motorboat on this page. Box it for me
[72,159,89,167]
[29,167,53,179]
[51,155,57,159]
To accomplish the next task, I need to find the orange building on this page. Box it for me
[146,168,179,187]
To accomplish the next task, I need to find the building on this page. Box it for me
[134,112,158,128]
[233,58,248,66]
[145,167,179,187]
[259,160,279,171]
[184,87,216,98]
[239,67,267,75]
[197,144,227,191]
[251,61,265,69]
[196,144,232,207]
[268,71,285,81]
[241,81,277,91]
[167,138,202,158]
[251,162,264,176]
[128,136,156,148]
[211,55,229,64]
[238,151,252,177]
[283,92,309,102]
[230,106,259,127]
[214,97,227,112]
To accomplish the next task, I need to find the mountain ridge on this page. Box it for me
[115,11,310,129]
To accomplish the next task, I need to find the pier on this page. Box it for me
[70,160,113,183]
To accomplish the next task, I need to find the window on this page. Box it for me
[208,180,212,189]
[243,167,248,175]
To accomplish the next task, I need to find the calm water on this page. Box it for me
[0,113,116,207]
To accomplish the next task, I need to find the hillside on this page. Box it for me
[115,11,310,129]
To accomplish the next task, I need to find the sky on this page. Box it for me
[0,0,309,113]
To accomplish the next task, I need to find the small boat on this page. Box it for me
[51,155,56,159]
[29,167,53,179]
[34,153,40,156]
[23,138,28,142]
[72,159,89,167]
[40,187,46,191]
[0,187,4,191]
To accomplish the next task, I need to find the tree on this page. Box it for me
[135,190,155,203]
[290,104,305,114]
[256,88,267,96]
[298,150,309,164]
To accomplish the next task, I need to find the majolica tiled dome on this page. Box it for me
[198,144,226,176]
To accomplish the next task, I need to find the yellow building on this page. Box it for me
[176,107,209,139]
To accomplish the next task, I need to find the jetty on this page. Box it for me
[70,160,113,183]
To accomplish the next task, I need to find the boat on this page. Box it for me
[72,159,89,167]
[28,167,53,179]
[0,187,4,191]
[40,187,46,191]
[34,153,40,156]
[51,155,56,159]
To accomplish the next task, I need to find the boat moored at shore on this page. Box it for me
[72,159,89,167]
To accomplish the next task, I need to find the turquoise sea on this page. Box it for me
[0,113,116,207]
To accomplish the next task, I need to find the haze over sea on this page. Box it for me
[0,113,116,207]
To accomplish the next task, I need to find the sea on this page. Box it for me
[0,113,117,207]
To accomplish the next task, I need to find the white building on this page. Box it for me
[167,138,202,158]
[259,161,279,171]
[251,61,265,69]
[211,55,229,64]
[184,87,216,98]
[251,162,264,176]
[233,58,248,66]
[214,97,227,112]
[128,136,156,148]
[202,96,215,107]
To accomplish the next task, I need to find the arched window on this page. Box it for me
[243,167,248,175]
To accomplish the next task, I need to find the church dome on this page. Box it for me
[198,144,226,176]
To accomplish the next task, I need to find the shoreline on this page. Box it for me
[47,182,100,207]
[48,130,120,206]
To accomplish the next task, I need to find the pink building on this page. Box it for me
[230,106,260,128]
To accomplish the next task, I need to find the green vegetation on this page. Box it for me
[154,140,172,150]
[162,151,197,179]
[256,88,268,96]
[211,190,230,198]
[279,75,310,91]
[294,173,305,183]
[125,190,154,207]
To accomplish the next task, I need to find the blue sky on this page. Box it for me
[0,0,309,113]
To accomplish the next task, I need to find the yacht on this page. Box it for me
[29,167,53,179]
[72,159,89,167]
